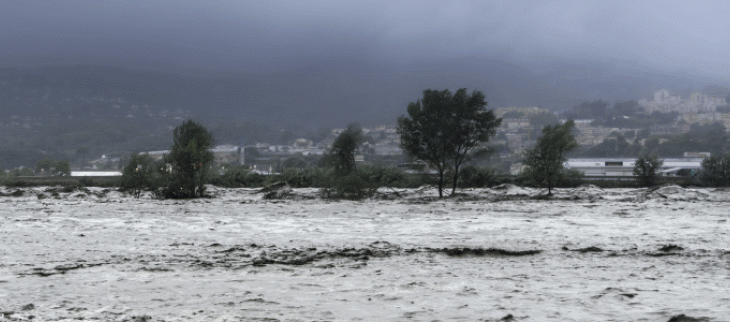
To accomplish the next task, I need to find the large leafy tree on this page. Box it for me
[397,89,501,197]
[35,159,53,175]
[120,153,155,198]
[52,160,71,176]
[700,154,730,187]
[633,154,663,187]
[523,120,578,195]
[329,123,363,177]
[163,120,215,198]
[34,159,70,176]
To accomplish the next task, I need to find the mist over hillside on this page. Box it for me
[2,54,729,171]
[2,58,727,129]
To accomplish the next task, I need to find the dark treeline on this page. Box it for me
[3,64,730,170]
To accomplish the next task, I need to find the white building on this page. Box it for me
[639,89,726,114]
[565,158,703,176]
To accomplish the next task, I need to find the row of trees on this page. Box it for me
[519,120,668,194]
[0,159,71,179]
[118,88,725,200]
[34,159,71,176]
[119,89,506,199]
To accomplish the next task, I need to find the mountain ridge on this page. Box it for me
[3,58,727,129]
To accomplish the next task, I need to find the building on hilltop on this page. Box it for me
[494,106,548,118]
[639,89,726,114]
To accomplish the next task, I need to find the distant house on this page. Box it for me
[650,124,690,135]
[88,154,121,170]
[639,89,726,114]
[294,138,313,149]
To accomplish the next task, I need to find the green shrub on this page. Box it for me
[321,173,378,200]
[633,154,663,187]
[556,168,584,188]
[356,165,407,188]
[120,153,156,197]
[700,154,730,187]
[281,167,331,188]
[78,177,94,187]
[457,166,496,188]
[157,120,215,199]
[210,164,265,188]
[516,167,583,189]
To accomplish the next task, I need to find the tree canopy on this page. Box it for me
[120,153,155,198]
[633,154,663,187]
[162,120,215,198]
[700,154,730,187]
[34,159,70,176]
[328,123,363,177]
[397,88,501,197]
[523,120,578,195]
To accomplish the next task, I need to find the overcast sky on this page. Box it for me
[2,1,730,79]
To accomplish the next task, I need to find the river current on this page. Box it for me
[1,185,728,321]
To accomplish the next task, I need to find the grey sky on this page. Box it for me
[2,1,729,79]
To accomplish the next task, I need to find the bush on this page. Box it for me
[78,177,94,187]
[556,168,584,188]
[700,154,730,187]
[356,165,407,188]
[315,165,414,200]
[157,120,215,199]
[633,154,663,187]
[457,166,496,188]
[120,153,156,198]
[522,120,578,195]
[281,167,331,188]
[34,159,71,176]
[321,173,379,200]
[516,167,583,189]
[328,124,362,177]
[210,164,265,188]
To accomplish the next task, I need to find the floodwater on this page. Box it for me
[0,185,729,322]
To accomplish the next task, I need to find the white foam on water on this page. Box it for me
[1,186,729,321]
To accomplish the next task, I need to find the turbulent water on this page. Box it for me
[1,185,729,322]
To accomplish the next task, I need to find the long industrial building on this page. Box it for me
[564,158,703,176]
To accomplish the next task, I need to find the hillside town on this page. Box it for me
[65,89,727,179]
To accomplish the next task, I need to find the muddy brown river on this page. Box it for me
[1,185,728,321]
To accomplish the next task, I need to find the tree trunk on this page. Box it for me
[437,168,444,198]
[547,177,553,196]
[451,164,460,196]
